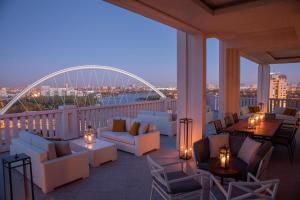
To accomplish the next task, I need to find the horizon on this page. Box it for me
[1,0,300,88]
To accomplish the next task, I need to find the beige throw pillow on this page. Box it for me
[238,137,261,164]
[208,134,229,158]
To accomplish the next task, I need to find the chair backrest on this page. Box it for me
[228,178,280,200]
[213,120,223,134]
[224,116,233,128]
[232,113,239,123]
[256,147,274,179]
[146,156,171,192]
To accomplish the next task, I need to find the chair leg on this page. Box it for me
[150,184,154,200]
[287,145,294,163]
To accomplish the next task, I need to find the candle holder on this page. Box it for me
[219,147,230,169]
[248,116,256,129]
[84,125,96,144]
[179,118,193,160]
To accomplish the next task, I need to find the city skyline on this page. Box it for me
[1,0,300,88]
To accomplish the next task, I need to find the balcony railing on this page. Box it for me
[0,99,176,152]
[268,98,300,112]
[206,94,257,111]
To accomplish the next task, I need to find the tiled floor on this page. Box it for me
[0,123,299,200]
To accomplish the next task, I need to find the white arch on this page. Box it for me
[0,65,166,115]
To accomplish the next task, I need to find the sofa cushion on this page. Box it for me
[19,131,33,144]
[102,131,135,145]
[154,111,172,121]
[238,137,261,164]
[112,119,126,132]
[229,135,246,156]
[30,134,57,160]
[129,122,140,136]
[208,134,229,158]
[53,141,72,157]
[139,121,150,134]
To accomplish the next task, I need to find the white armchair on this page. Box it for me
[10,131,89,193]
[209,173,280,200]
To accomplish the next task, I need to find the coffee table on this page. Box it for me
[71,138,117,167]
[208,161,241,185]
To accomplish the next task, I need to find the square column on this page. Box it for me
[257,64,270,112]
[219,41,240,117]
[177,31,206,145]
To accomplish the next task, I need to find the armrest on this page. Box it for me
[97,127,111,138]
[42,151,89,167]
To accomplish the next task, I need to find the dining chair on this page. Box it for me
[224,116,233,128]
[256,147,274,179]
[209,173,280,200]
[272,124,298,162]
[146,155,207,200]
[213,120,224,134]
[232,113,239,123]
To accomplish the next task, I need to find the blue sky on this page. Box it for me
[0,0,299,88]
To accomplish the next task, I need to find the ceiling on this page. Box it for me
[105,0,300,64]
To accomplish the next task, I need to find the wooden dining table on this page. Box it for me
[224,118,283,140]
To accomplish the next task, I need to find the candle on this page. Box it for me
[259,114,264,121]
[221,157,226,168]
[88,135,92,142]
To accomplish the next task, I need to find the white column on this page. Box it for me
[257,64,270,112]
[219,41,240,117]
[57,105,79,140]
[177,31,206,145]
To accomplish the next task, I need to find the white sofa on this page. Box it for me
[10,131,89,193]
[273,107,300,124]
[137,110,176,136]
[97,118,160,156]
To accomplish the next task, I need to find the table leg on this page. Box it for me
[2,160,6,200]
[29,161,35,200]
[8,163,13,200]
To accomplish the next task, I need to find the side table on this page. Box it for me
[208,160,241,185]
[2,153,35,200]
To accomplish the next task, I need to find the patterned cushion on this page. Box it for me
[129,122,140,136]
[238,137,261,164]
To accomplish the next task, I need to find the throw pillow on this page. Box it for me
[148,123,156,132]
[112,119,126,132]
[284,108,297,116]
[139,121,149,134]
[53,141,72,157]
[208,134,229,158]
[129,122,140,136]
[238,137,261,164]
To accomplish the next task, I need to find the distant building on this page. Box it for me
[41,86,50,96]
[0,88,7,97]
[269,73,287,99]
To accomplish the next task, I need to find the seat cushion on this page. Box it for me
[102,131,135,145]
[238,137,261,164]
[208,134,229,158]
[154,171,202,194]
[210,184,260,200]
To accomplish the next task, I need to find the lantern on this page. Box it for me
[84,125,96,144]
[179,118,193,160]
[248,116,255,129]
[259,113,265,121]
[219,147,230,169]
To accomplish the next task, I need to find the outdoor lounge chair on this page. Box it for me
[147,155,208,200]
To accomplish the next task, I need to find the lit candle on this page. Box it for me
[221,157,226,168]
[259,114,264,121]
[88,135,92,142]
[184,149,187,159]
